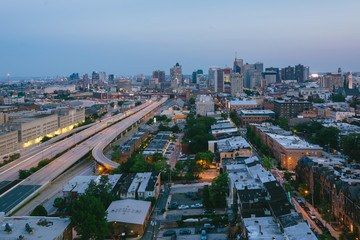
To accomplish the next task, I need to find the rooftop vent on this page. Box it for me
[5,223,12,232]
[25,223,32,233]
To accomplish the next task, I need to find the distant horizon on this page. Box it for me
[1,0,359,77]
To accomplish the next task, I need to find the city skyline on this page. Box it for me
[1,0,360,77]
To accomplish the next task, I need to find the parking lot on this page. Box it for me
[157,228,227,240]
[170,193,202,207]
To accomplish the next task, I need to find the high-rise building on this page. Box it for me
[108,74,115,84]
[283,66,295,80]
[170,63,183,90]
[233,58,243,74]
[349,72,353,89]
[92,71,99,84]
[196,74,207,89]
[320,73,345,91]
[208,67,219,91]
[153,70,165,83]
[254,62,264,73]
[265,67,280,82]
[303,66,310,81]
[99,72,106,83]
[192,69,203,84]
[230,73,243,97]
[243,64,255,88]
[137,73,144,83]
[70,73,79,80]
[295,64,304,83]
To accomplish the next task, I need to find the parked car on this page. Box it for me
[304,207,311,213]
[310,213,316,220]
[201,230,208,240]
[163,230,176,237]
[191,203,203,208]
[299,202,305,208]
[178,205,189,210]
[179,229,191,235]
[203,223,216,230]
[295,197,302,203]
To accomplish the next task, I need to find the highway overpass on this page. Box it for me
[0,96,168,214]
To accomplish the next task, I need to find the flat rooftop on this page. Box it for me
[0,214,70,240]
[106,199,151,225]
[243,216,286,240]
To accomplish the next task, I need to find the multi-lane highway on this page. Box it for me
[92,96,168,169]
[0,96,168,214]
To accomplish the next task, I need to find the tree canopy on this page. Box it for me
[70,195,108,240]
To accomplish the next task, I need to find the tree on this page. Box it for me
[85,175,118,208]
[195,151,214,164]
[331,94,345,102]
[315,126,340,149]
[283,171,293,182]
[189,97,195,105]
[229,111,240,126]
[260,157,272,170]
[53,197,66,210]
[135,101,142,106]
[175,161,185,171]
[118,101,124,106]
[110,102,115,108]
[202,186,212,208]
[70,195,108,240]
[30,205,47,216]
[279,118,289,130]
[209,173,229,208]
[40,135,51,143]
[342,133,360,163]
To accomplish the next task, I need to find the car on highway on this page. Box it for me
[179,229,191,235]
[178,204,189,210]
[163,230,176,237]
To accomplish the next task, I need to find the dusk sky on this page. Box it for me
[1,0,359,78]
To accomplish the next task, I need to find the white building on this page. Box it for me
[196,95,214,116]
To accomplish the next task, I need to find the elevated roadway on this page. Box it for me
[0,96,168,214]
[92,96,168,169]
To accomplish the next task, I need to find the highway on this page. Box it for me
[0,101,152,183]
[0,96,167,214]
[92,96,168,169]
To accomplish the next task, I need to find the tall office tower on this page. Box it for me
[208,67,219,91]
[92,71,99,84]
[295,64,304,83]
[216,69,224,93]
[153,70,165,83]
[233,58,243,73]
[284,66,295,80]
[99,72,106,83]
[254,62,264,73]
[338,67,342,74]
[70,73,79,80]
[108,74,115,84]
[196,74,207,89]
[320,73,345,91]
[303,66,310,81]
[222,68,232,93]
[170,63,183,89]
[263,71,277,85]
[192,69,203,84]
[348,72,353,89]
[230,72,243,97]
[265,67,280,82]
[243,64,255,88]
[137,73,144,83]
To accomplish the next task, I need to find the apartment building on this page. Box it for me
[296,157,360,237]
[236,109,275,127]
[250,123,322,169]
[274,100,312,118]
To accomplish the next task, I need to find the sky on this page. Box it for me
[0,0,359,78]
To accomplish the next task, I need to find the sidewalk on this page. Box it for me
[304,200,341,239]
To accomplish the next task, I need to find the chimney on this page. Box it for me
[259,225,263,235]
